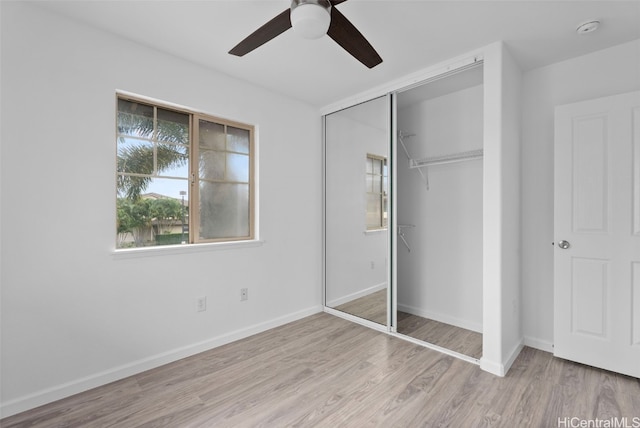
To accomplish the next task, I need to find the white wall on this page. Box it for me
[396,84,484,332]
[0,2,322,416]
[521,39,640,351]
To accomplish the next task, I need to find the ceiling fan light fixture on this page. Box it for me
[229,0,382,69]
[290,0,331,40]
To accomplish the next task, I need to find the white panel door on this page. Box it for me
[554,90,640,378]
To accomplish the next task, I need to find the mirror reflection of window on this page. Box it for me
[366,154,388,230]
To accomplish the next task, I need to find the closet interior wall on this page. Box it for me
[396,69,484,336]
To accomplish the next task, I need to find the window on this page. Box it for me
[366,154,388,230]
[116,95,254,249]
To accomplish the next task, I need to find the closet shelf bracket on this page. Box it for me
[398,130,430,190]
[397,224,415,253]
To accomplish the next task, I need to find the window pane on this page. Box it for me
[145,180,189,240]
[157,108,189,144]
[199,120,225,150]
[366,174,374,193]
[199,149,225,181]
[117,100,153,139]
[157,142,188,178]
[116,178,189,248]
[366,194,381,228]
[382,197,388,227]
[366,157,373,173]
[117,138,154,175]
[227,126,250,154]
[118,99,154,117]
[199,182,249,239]
[372,158,382,175]
[227,153,249,182]
[144,177,189,200]
[372,175,382,192]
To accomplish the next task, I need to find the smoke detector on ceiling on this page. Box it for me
[576,20,600,34]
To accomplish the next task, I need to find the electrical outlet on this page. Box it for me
[197,296,207,312]
[240,288,248,301]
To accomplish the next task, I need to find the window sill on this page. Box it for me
[112,239,265,259]
[364,228,388,235]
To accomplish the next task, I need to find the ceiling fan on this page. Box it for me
[229,0,383,69]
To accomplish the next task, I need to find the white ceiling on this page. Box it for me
[35,0,640,107]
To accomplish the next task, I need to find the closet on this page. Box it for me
[395,65,484,359]
[323,43,522,376]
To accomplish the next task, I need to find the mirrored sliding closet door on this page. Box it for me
[324,95,391,326]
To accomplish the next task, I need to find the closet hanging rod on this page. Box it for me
[410,149,483,168]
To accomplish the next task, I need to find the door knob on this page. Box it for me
[558,240,571,249]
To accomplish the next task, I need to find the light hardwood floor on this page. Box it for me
[397,312,483,360]
[334,290,483,359]
[333,289,387,325]
[2,313,639,427]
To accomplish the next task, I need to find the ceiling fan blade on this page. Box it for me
[229,8,292,57]
[327,7,382,68]
[330,0,349,5]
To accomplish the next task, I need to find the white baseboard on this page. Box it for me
[524,336,554,353]
[397,303,483,333]
[479,339,524,377]
[503,339,525,374]
[324,306,389,333]
[479,357,505,376]
[0,305,323,419]
[326,282,387,307]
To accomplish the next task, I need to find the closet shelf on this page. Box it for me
[410,149,483,168]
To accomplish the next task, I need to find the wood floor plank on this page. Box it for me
[296,343,447,427]
[615,374,640,417]
[2,313,639,428]
[333,289,387,325]
[0,378,144,428]
[333,289,483,359]
[397,311,483,359]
